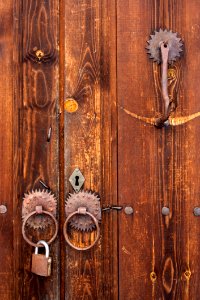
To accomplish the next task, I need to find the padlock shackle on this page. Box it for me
[35,240,50,258]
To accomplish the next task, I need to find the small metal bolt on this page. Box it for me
[64,98,79,113]
[193,207,200,216]
[124,206,134,215]
[0,205,7,214]
[164,120,170,127]
[150,271,157,283]
[47,126,52,142]
[162,206,170,216]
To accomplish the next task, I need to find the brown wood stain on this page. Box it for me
[0,0,200,299]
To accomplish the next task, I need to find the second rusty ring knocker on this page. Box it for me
[63,191,101,251]
[22,190,58,247]
[146,29,184,127]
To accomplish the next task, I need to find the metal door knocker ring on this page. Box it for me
[64,191,101,251]
[22,190,58,247]
[22,209,58,247]
[63,207,100,251]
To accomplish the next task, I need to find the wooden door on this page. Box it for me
[1,1,200,299]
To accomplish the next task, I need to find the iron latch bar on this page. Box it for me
[102,206,123,212]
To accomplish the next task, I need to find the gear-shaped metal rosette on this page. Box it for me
[22,189,57,230]
[146,29,183,64]
[65,191,101,232]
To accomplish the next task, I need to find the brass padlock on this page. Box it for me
[31,240,52,276]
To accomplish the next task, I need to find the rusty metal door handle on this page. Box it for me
[22,207,58,247]
[22,190,58,247]
[160,42,170,119]
[64,191,101,251]
[63,207,100,251]
[146,29,183,127]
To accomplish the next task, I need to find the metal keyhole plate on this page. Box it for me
[69,168,85,193]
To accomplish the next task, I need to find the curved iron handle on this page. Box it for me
[160,42,170,119]
[63,207,100,251]
[22,209,58,247]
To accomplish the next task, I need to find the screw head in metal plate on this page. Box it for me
[0,205,7,214]
[162,206,170,216]
[124,206,134,215]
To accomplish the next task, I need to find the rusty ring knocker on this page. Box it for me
[63,207,100,251]
[22,210,58,247]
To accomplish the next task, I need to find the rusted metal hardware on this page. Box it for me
[124,206,134,215]
[161,206,170,216]
[22,190,58,247]
[65,191,101,231]
[63,209,100,251]
[22,189,57,229]
[193,207,200,216]
[102,206,123,211]
[146,29,183,127]
[31,240,52,277]
[47,127,52,142]
[64,191,101,251]
[35,49,45,61]
[22,206,58,248]
[69,168,85,193]
[64,98,79,113]
[0,205,7,214]
[160,42,170,119]
[102,205,134,215]
[39,179,50,191]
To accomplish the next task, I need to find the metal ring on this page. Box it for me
[22,210,58,247]
[63,211,100,251]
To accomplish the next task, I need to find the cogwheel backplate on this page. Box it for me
[146,29,183,64]
[22,189,57,230]
[65,191,101,232]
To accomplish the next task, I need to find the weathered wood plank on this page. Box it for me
[117,0,200,299]
[0,2,15,299]
[64,1,102,298]
[22,0,59,299]
[13,0,23,299]
[64,0,117,298]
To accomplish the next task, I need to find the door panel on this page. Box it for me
[63,0,117,299]
[117,1,200,299]
[0,1,15,299]
[21,0,60,299]
[1,0,200,299]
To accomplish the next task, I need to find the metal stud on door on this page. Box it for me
[31,240,52,277]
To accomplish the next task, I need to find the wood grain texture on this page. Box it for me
[0,2,14,299]
[64,0,117,299]
[117,0,200,299]
[22,0,59,299]
[13,0,23,299]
